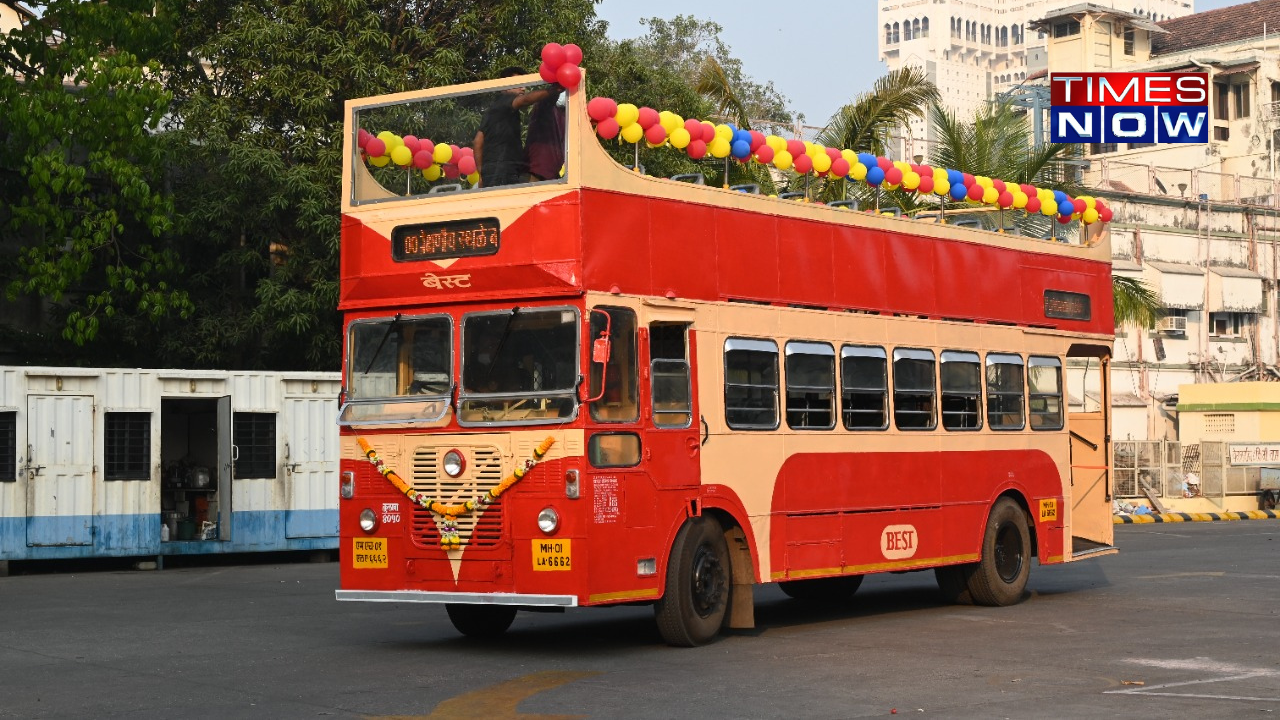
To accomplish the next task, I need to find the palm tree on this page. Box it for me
[928,101,1080,189]
[817,66,940,158]
[1113,275,1163,331]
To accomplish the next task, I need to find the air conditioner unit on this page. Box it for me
[1158,316,1187,333]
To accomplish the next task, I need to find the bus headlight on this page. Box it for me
[359,508,378,533]
[537,506,560,534]
[443,449,466,478]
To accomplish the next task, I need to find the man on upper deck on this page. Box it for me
[473,67,557,188]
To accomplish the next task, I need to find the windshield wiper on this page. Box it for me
[362,313,403,375]
[481,306,520,386]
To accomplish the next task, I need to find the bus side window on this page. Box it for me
[650,323,692,428]
[785,341,835,430]
[724,338,779,430]
[893,348,937,430]
[589,307,639,422]
[986,353,1027,430]
[1028,356,1064,430]
[841,345,888,430]
[940,351,982,430]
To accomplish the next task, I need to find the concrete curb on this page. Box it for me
[1113,509,1279,524]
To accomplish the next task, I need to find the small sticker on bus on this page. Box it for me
[532,539,572,571]
[880,524,918,560]
[352,538,388,568]
[1040,499,1059,522]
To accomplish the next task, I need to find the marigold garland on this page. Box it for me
[357,436,556,549]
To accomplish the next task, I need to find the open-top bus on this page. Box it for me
[334,70,1115,646]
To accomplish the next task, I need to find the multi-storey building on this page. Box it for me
[878,0,1193,158]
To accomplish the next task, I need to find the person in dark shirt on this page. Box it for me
[526,89,566,182]
[473,67,556,188]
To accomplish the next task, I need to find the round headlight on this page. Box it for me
[359,508,378,533]
[443,449,466,478]
[537,506,560,534]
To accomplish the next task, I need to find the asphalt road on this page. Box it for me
[1,521,1277,719]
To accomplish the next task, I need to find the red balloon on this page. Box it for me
[412,150,433,169]
[683,118,703,136]
[595,117,620,140]
[1057,214,1071,224]
[637,107,660,130]
[962,173,975,186]
[419,139,434,157]
[831,157,850,178]
[1020,183,1036,195]
[563,43,583,65]
[457,146,473,158]
[539,63,557,84]
[556,63,581,90]
[357,128,371,148]
[365,138,386,157]
[1099,206,1114,222]
[701,124,715,143]
[644,124,666,145]
[687,139,707,159]
[885,166,903,185]
[786,139,806,158]
[1025,197,1042,213]
[794,154,814,174]
[876,156,893,171]
[826,147,842,161]
[541,42,565,68]
[917,175,934,194]
[992,178,1006,193]
[1072,198,1086,213]
[458,156,477,175]
[443,163,460,179]
[749,130,766,151]
[402,135,419,153]
[998,191,1013,208]
[588,97,617,122]
[967,183,984,201]
[754,145,775,164]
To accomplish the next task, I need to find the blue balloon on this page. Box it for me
[858,152,876,167]
[866,166,886,186]
[949,182,968,200]
[731,139,751,159]
[734,129,752,146]
[1054,190,1069,204]
[947,169,963,185]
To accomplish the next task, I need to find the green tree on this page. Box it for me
[928,100,1080,190]
[1112,275,1163,331]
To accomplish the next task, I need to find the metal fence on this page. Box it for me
[1112,440,1263,507]
[1091,159,1280,208]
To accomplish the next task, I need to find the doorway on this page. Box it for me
[160,397,232,542]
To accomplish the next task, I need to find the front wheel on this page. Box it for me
[654,517,730,647]
[966,497,1032,606]
[445,603,517,639]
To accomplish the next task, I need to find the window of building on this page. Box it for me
[922,17,929,37]
[1214,82,1229,119]
[1214,126,1230,141]
[1053,19,1080,37]
[105,412,151,481]
[893,348,936,430]
[1204,413,1235,434]
[0,411,15,482]
[841,346,888,430]
[986,353,1025,430]
[886,23,892,44]
[1209,311,1246,337]
[940,351,982,430]
[1233,82,1250,118]
[904,20,912,41]
[785,342,835,430]
[892,22,900,43]
[650,323,692,428]
[1124,28,1135,55]
[589,306,639,423]
[233,412,276,479]
[1271,80,1280,103]
[724,338,779,430]
[1028,357,1064,430]
[1090,142,1119,154]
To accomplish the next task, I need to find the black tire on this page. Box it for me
[654,517,731,647]
[445,604,517,639]
[966,497,1032,607]
[934,564,974,605]
[778,575,864,602]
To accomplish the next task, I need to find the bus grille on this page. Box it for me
[409,446,505,549]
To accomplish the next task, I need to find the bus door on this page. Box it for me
[1066,345,1114,556]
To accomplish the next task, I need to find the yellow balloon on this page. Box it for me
[621,122,644,144]
[369,155,390,167]
[851,162,868,180]
[390,145,413,166]
[982,187,998,204]
[813,153,832,173]
[841,149,858,165]
[886,183,900,190]
[377,130,396,147]
[807,143,822,159]
[1012,191,1028,209]
[935,179,950,196]
[714,124,733,142]
[422,164,441,180]
[774,150,794,171]
[1042,199,1058,216]
[893,160,909,171]
[1084,196,1097,209]
[669,127,691,149]
[615,103,639,127]
[767,135,786,151]
[433,144,453,164]
[709,137,731,158]
[933,167,948,181]
[658,111,680,133]
[467,172,480,185]
[1083,207,1100,223]
[976,175,992,187]
[902,171,920,190]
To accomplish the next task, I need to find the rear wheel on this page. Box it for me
[654,517,730,647]
[778,575,863,602]
[445,604,517,639]
[966,498,1032,606]
[934,565,973,605]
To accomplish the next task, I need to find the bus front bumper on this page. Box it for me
[335,589,578,607]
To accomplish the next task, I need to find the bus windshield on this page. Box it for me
[458,307,578,425]
[352,78,568,204]
[341,315,452,425]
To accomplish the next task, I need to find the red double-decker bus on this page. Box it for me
[334,74,1116,646]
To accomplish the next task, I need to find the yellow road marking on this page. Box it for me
[370,670,600,720]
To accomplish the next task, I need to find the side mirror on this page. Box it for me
[584,309,613,403]
[592,336,611,364]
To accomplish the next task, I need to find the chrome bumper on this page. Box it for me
[335,589,578,607]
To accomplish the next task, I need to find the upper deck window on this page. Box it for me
[986,353,1026,430]
[893,348,937,430]
[841,346,888,430]
[940,351,982,430]
[351,79,568,205]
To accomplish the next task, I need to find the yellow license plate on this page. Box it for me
[1039,499,1059,522]
[352,538,388,568]
[532,538,572,571]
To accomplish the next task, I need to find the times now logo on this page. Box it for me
[1050,72,1209,144]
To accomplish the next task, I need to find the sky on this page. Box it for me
[595,0,1257,128]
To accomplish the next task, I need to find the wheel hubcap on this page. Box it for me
[690,544,726,617]
[993,522,1024,583]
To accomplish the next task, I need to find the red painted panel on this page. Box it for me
[649,200,718,300]
[934,239,1020,320]
[718,208,779,301]
[583,192,651,294]
[778,221,835,306]
[840,508,941,570]
[831,224,889,310]
[882,233,938,315]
